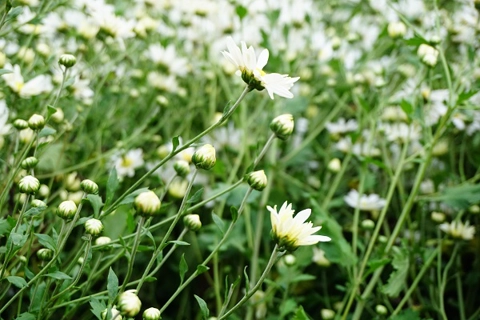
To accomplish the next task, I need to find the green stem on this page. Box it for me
[217,245,284,319]
[439,243,460,320]
[119,216,145,293]
[102,86,250,217]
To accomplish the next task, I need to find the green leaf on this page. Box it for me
[404,36,428,46]
[382,247,409,297]
[292,306,312,320]
[8,231,28,250]
[168,240,190,246]
[390,309,421,320]
[235,5,248,20]
[107,267,119,303]
[85,194,104,216]
[196,265,209,275]
[400,99,413,116]
[7,276,28,289]
[24,206,47,218]
[211,213,225,235]
[280,299,297,318]
[365,258,391,277]
[179,253,188,284]
[457,90,478,106]
[194,294,210,320]
[243,266,250,295]
[230,206,238,221]
[45,271,72,280]
[0,69,12,76]
[0,218,13,237]
[89,297,107,320]
[187,188,203,204]
[29,282,46,311]
[426,183,480,209]
[15,312,37,320]
[105,168,119,207]
[6,7,23,21]
[171,136,180,152]
[38,127,56,138]
[35,233,56,252]
[46,105,57,119]
[143,276,157,282]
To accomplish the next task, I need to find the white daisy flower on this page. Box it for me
[268,201,331,251]
[111,149,145,180]
[1,64,53,98]
[222,37,299,99]
[344,189,387,212]
[439,220,475,241]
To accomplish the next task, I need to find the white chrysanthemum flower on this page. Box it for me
[1,64,53,98]
[326,118,359,135]
[145,44,189,77]
[111,149,145,180]
[344,190,387,211]
[222,37,299,99]
[268,201,331,251]
[439,220,475,240]
[0,100,11,136]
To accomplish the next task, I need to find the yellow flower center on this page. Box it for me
[121,156,133,167]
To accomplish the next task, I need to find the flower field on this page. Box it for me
[1,0,480,319]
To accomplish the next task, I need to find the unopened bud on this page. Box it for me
[174,160,190,177]
[28,114,45,130]
[57,200,77,220]
[143,307,161,320]
[361,219,375,230]
[102,306,123,320]
[37,248,53,261]
[184,214,202,231]
[417,44,439,67]
[13,119,29,130]
[168,178,188,199]
[59,54,77,68]
[321,309,335,320]
[375,304,388,315]
[80,179,99,194]
[270,114,294,140]
[284,254,296,266]
[246,170,268,191]
[387,21,407,38]
[95,236,112,250]
[31,199,47,208]
[192,144,216,170]
[431,211,446,223]
[134,191,161,216]
[18,175,40,194]
[21,156,38,170]
[85,218,103,236]
[118,290,142,317]
[327,158,341,173]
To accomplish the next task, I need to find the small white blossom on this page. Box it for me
[344,190,386,211]
[439,220,475,240]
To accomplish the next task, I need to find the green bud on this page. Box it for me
[28,114,45,130]
[85,218,103,236]
[192,144,216,170]
[57,200,77,220]
[37,248,53,261]
[173,160,190,177]
[31,199,47,208]
[270,114,294,140]
[18,175,40,194]
[143,307,161,320]
[118,290,142,317]
[80,179,99,194]
[59,54,77,68]
[246,170,267,191]
[21,156,38,170]
[183,214,202,231]
[13,119,28,130]
[95,236,112,251]
[134,191,161,216]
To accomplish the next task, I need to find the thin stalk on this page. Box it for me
[120,216,145,293]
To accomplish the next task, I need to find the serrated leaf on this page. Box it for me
[107,268,119,303]
[168,240,190,246]
[179,253,188,284]
[211,213,225,235]
[194,295,209,320]
[89,297,107,320]
[382,247,409,297]
[35,233,56,252]
[366,258,391,277]
[171,136,180,152]
[15,312,37,320]
[187,188,203,204]
[7,276,28,288]
[85,194,103,216]
[105,168,119,207]
[45,271,72,280]
[24,206,47,218]
[0,69,12,76]
[196,265,209,275]
[38,127,56,138]
[230,206,238,221]
[292,306,311,320]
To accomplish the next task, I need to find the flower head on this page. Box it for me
[344,190,386,212]
[439,220,475,240]
[222,37,299,99]
[268,201,331,251]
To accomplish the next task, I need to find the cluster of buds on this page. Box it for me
[417,44,439,67]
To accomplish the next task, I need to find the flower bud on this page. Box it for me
[431,211,445,223]
[85,218,103,236]
[21,156,38,170]
[95,236,112,251]
[361,219,375,230]
[327,158,341,173]
[51,108,64,123]
[134,191,161,216]
[31,199,47,208]
[38,184,50,197]
[168,178,188,199]
[375,304,388,315]
[118,290,142,317]
[284,254,296,266]
[65,172,81,191]
[387,21,407,38]
[270,114,294,140]
[80,179,99,194]
[59,54,77,68]
[13,119,29,130]
[321,309,335,320]
[37,248,53,261]
[28,114,45,130]
[143,307,161,320]
[184,214,202,231]
[18,175,40,194]
[417,44,438,67]
[246,170,268,191]
[173,160,190,177]
[19,128,35,144]
[469,205,480,214]
[102,306,122,320]
[192,144,216,170]
[57,200,78,220]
